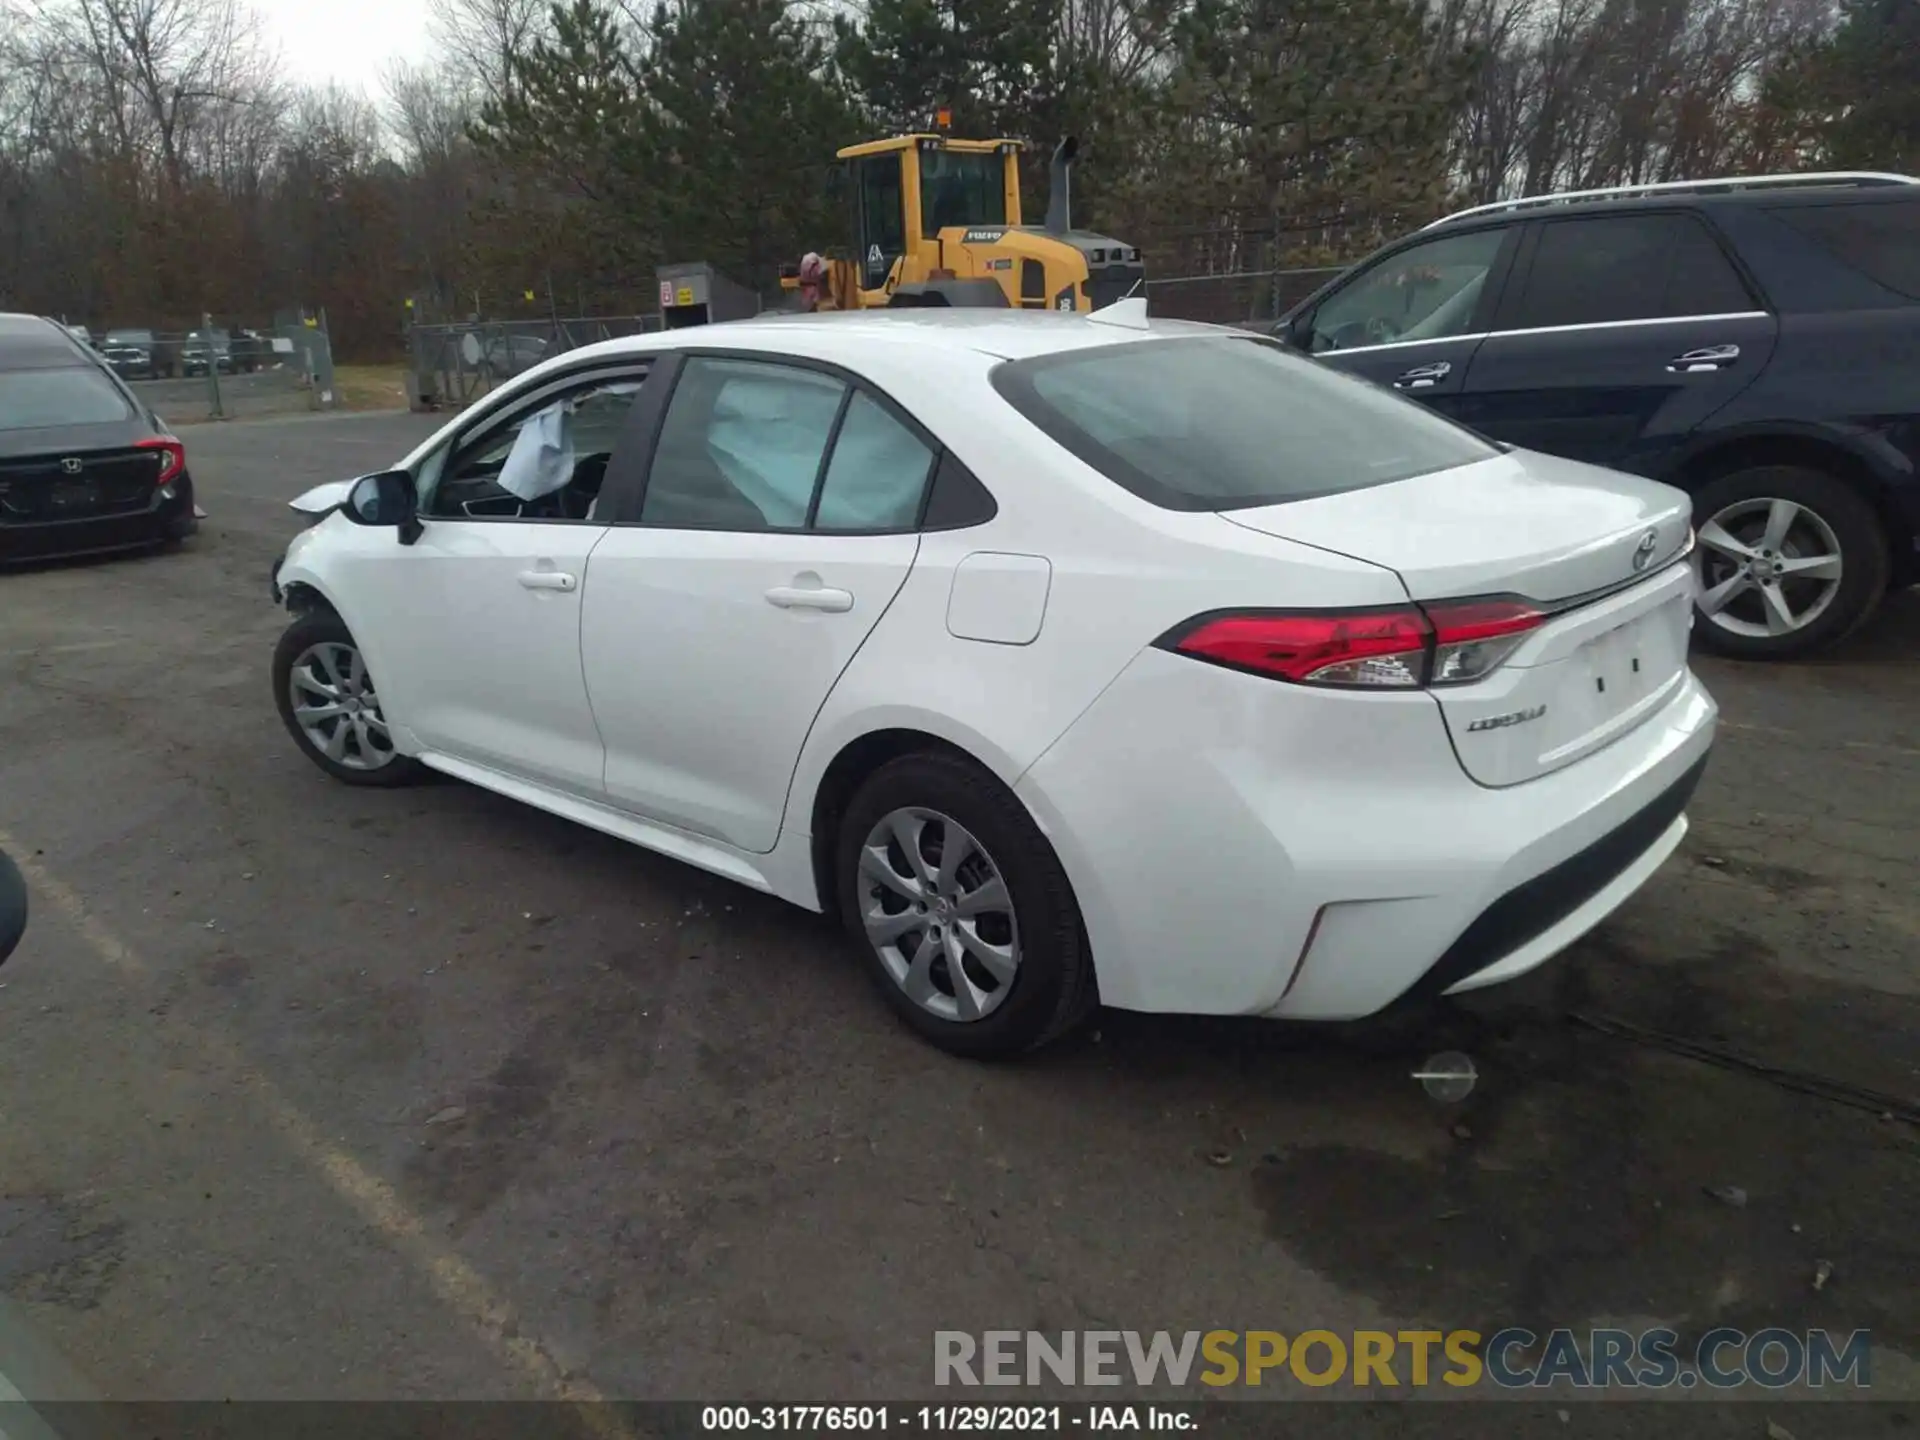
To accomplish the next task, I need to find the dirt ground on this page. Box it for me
[0,411,1915,1423]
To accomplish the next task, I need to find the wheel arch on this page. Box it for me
[280,579,340,619]
[1668,428,1911,575]
[803,722,1021,918]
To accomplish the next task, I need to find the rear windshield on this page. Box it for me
[990,335,1497,511]
[0,367,133,430]
[105,330,154,345]
[1767,197,1920,301]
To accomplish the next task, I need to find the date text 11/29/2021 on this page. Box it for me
[700,1406,1195,1431]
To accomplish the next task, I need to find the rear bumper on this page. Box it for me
[1409,752,1706,1001]
[0,474,194,563]
[1016,647,1717,1019]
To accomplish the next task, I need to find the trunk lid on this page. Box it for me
[1223,448,1697,787]
[0,421,168,526]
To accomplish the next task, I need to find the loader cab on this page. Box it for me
[837,133,1025,295]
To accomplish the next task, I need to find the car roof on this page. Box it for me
[0,313,94,371]
[561,307,1218,368]
[1430,177,1920,232]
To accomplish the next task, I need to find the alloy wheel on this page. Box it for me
[857,807,1022,1023]
[1694,496,1844,640]
[287,641,396,771]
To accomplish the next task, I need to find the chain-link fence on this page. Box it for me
[83,315,337,421]
[1143,265,1348,328]
[409,316,666,409]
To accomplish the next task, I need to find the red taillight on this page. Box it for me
[1161,597,1546,689]
[1164,608,1433,687]
[138,435,185,485]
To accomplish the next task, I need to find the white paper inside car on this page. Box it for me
[497,399,574,502]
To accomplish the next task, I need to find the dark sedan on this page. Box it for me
[0,313,197,562]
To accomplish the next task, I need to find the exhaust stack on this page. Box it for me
[1044,137,1079,234]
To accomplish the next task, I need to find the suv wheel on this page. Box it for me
[835,751,1097,1058]
[1690,465,1888,660]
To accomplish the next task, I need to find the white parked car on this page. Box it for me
[270,305,1716,1057]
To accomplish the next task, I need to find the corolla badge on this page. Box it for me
[1631,529,1659,573]
[1466,705,1547,733]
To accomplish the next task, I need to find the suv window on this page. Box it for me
[1509,214,1753,329]
[640,358,942,532]
[1308,228,1505,352]
[992,336,1499,512]
[1767,198,1920,301]
[427,372,645,521]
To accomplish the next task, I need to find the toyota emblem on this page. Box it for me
[60,457,84,475]
[1631,530,1659,573]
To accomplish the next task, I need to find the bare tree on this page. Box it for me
[426,0,550,104]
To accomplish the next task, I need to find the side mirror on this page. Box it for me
[1278,310,1314,350]
[342,470,421,542]
[0,848,27,967]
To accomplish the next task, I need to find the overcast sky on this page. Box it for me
[256,0,435,90]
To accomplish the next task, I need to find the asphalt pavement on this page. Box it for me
[0,412,1915,1417]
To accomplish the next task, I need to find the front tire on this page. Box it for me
[836,751,1096,1059]
[272,612,423,787]
[1690,465,1888,660]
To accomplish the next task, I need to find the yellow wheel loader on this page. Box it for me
[782,114,1145,313]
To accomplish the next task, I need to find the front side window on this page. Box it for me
[1309,229,1507,352]
[992,336,1498,511]
[0,367,132,430]
[424,373,645,521]
[1508,213,1753,329]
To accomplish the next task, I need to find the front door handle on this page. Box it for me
[517,570,577,592]
[766,584,854,613]
[1393,360,1452,389]
[1668,344,1740,373]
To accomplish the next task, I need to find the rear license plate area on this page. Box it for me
[50,479,104,513]
[1574,600,1683,721]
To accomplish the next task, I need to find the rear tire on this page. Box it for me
[273,611,424,787]
[1689,464,1888,660]
[835,751,1096,1058]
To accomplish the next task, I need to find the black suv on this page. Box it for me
[1275,174,1920,659]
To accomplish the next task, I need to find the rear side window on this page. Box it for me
[813,391,935,531]
[0,367,132,431]
[1767,198,1920,301]
[1509,214,1753,328]
[991,336,1498,512]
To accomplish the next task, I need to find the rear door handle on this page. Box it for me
[766,584,854,613]
[517,570,577,592]
[1393,361,1451,389]
[1668,344,1740,373]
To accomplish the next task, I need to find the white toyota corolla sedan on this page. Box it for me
[270,304,1716,1057]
